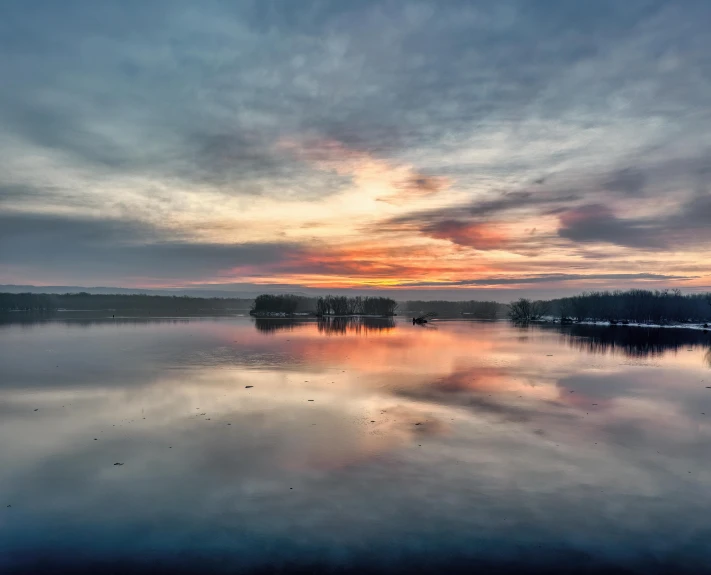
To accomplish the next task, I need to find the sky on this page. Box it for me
[1,0,710,300]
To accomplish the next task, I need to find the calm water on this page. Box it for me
[1,316,711,574]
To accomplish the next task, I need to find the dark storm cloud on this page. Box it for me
[0,213,304,280]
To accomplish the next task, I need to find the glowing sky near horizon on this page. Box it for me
[1,0,710,298]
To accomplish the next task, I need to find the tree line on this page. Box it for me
[507,298,550,323]
[0,292,252,313]
[251,294,398,316]
[315,295,398,316]
[250,294,314,315]
[509,290,711,325]
[6,289,708,326]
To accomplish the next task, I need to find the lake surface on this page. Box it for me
[1,316,711,574]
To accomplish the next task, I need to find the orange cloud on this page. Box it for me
[277,136,449,200]
[423,220,509,250]
[242,240,496,287]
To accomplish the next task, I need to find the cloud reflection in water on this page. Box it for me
[0,317,710,573]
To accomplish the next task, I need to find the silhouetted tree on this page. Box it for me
[509,298,533,323]
[546,290,711,324]
[313,295,396,316]
[508,298,548,323]
[251,294,313,315]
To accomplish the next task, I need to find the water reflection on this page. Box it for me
[253,316,396,335]
[1,317,710,574]
[253,317,310,334]
[537,322,711,358]
[316,316,395,335]
[254,317,395,335]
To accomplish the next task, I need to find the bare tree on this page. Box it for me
[508,298,534,323]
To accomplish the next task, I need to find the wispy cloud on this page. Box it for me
[1,0,710,293]
[558,193,711,250]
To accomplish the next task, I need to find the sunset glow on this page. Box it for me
[1,2,710,298]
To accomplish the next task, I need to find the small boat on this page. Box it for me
[413,312,437,325]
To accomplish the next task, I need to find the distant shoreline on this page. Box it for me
[2,310,708,335]
[3,290,710,329]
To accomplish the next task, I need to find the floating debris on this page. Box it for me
[113,463,124,466]
[308,399,314,402]
[34,409,38,412]
[245,386,253,389]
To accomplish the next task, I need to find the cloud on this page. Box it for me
[677,192,711,227]
[392,273,698,289]
[375,190,571,253]
[557,195,711,249]
[278,136,451,204]
[4,0,709,203]
[557,204,663,249]
[392,174,449,196]
[421,220,508,250]
[0,212,305,283]
[1,0,711,289]
[385,190,573,227]
[603,168,646,195]
[264,244,477,282]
